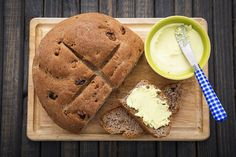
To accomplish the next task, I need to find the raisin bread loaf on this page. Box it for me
[32,13,144,133]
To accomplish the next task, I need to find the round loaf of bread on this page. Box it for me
[32,13,144,133]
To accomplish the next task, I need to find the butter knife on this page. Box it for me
[175,25,227,122]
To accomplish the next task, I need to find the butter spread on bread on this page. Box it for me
[126,84,171,129]
[101,82,182,138]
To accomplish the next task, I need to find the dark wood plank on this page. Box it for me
[0,0,24,156]
[136,0,154,17]
[99,0,116,16]
[193,0,218,156]
[0,0,4,136]
[41,142,61,157]
[62,0,80,16]
[99,142,117,157]
[154,0,174,17]
[21,2,42,156]
[40,1,62,157]
[233,0,236,134]
[117,142,136,157]
[61,142,79,157]
[80,142,98,157]
[117,0,135,17]
[80,0,98,13]
[177,142,196,157]
[213,0,236,156]
[174,0,192,16]
[21,97,40,157]
[175,1,196,156]
[157,142,176,157]
[136,142,156,157]
[44,0,63,17]
[234,0,236,96]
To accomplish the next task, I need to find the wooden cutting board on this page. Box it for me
[27,18,209,141]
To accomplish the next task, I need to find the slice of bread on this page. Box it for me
[163,83,182,114]
[101,81,182,138]
[100,106,144,138]
[120,80,172,138]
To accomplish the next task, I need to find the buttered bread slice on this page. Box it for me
[101,83,181,138]
[121,80,177,138]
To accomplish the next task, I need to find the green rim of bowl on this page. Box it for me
[145,16,211,80]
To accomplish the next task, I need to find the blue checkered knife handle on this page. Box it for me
[194,67,227,122]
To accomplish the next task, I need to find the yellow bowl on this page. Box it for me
[145,16,211,80]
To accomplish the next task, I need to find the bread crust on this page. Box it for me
[33,13,144,133]
[100,81,182,138]
[163,83,182,114]
[120,80,172,138]
[100,106,144,138]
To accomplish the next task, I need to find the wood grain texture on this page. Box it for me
[234,0,236,107]
[21,1,42,154]
[0,0,24,156]
[154,0,174,17]
[41,142,61,157]
[136,0,154,17]
[62,0,80,16]
[136,142,156,157]
[99,142,117,157]
[117,142,136,157]
[80,142,98,157]
[117,0,135,17]
[0,0,235,156]
[0,0,3,145]
[177,142,196,157]
[61,142,79,157]
[21,97,40,157]
[44,0,62,17]
[213,0,236,156]
[193,0,218,157]
[157,142,176,157]
[80,0,98,13]
[99,0,116,16]
[175,0,192,16]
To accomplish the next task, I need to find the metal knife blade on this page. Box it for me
[175,25,198,68]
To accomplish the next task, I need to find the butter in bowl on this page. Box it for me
[145,16,211,80]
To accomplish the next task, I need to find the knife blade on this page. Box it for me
[175,25,199,70]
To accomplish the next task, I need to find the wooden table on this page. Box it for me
[0,0,235,156]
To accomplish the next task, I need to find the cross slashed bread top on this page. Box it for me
[32,13,144,133]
